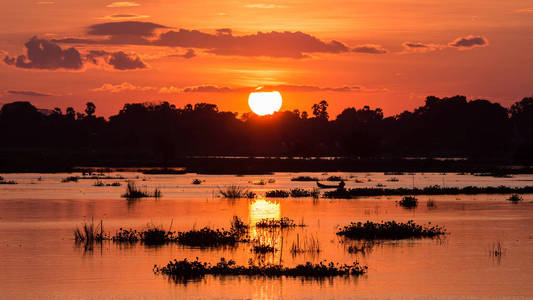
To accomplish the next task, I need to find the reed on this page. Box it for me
[398,196,418,208]
[255,217,304,228]
[218,185,256,198]
[337,220,445,240]
[73,219,108,242]
[507,194,523,203]
[290,233,321,255]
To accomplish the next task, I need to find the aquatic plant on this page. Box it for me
[324,185,533,198]
[489,241,504,257]
[154,258,367,280]
[291,176,319,182]
[0,180,17,184]
[426,198,437,209]
[290,233,321,255]
[326,176,345,181]
[398,196,418,208]
[290,188,313,197]
[176,227,241,247]
[192,179,202,185]
[108,182,121,186]
[346,241,376,255]
[74,219,108,242]
[337,220,445,240]
[387,177,400,182]
[252,244,276,254]
[218,185,256,198]
[121,181,161,198]
[112,228,140,243]
[265,189,290,198]
[93,180,105,186]
[255,217,304,229]
[140,225,174,245]
[230,216,249,237]
[507,194,523,203]
[62,176,78,183]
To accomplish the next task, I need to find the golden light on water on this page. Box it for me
[248,91,283,116]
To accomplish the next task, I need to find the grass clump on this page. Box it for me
[121,181,161,198]
[507,194,523,203]
[74,219,108,242]
[0,180,17,184]
[291,176,319,182]
[252,244,276,254]
[176,227,240,247]
[290,234,321,255]
[62,176,78,183]
[265,190,290,198]
[154,258,367,281]
[337,220,445,240]
[398,196,418,208]
[324,185,533,198]
[255,217,303,229]
[219,185,256,198]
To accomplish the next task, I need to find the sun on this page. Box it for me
[248,91,282,116]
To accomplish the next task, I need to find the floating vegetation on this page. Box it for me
[176,227,241,247]
[62,176,78,183]
[290,233,321,255]
[93,180,105,187]
[121,181,161,198]
[507,194,523,203]
[255,217,304,229]
[265,188,319,198]
[252,244,276,254]
[398,196,418,208]
[192,179,202,185]
[112,228,140,243]
[387,177,400,182]
[326,176,345,181]
[0,180,17,184]
[291,176,319,182]
[74,219,108,243]
[265,190,290,198]
[337,220,446,240]
[154,258,367,281]
[346,241,377,255]
[324,185,533,198]
[218,185,256,198]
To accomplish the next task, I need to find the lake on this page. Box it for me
[1,172,532,299]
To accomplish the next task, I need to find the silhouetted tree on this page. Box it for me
[312,100,329,120]
[85,102,96,118]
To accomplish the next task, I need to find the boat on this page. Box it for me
[316,181,342,189]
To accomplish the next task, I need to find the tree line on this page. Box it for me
[1,95,532,163]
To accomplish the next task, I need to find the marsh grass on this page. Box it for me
[74,219,108,242]
[218,185,256,198]
[255,217,304,229]
[265,190,290,198]
[154,258,367,281]
[337,220,445,240]
[398,196,418,208]
[507,194,523,203]
[291,176,319,182]
[0,180,17,184]
[427,198,437,209]
[324,185,533,198]
[290,233,321,255]
[122,181,161,198]
[252,244,276,254]
[265,188,320,198]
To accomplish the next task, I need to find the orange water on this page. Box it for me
[1,172,532,299]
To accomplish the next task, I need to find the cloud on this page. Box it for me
[3,37,84,70]
[169,49,196,59]
[92,82,155,92]
[7,90,51,97]
[245,4,286,8]
[155,29,349,58]
[182,85,233,93]
[54,21,350,58]
[100,14,150,21]
[3,37,147,71]
[402,41,444,53]
[352,44,387,54]
[448,35,488,49]
[87,21,168,37]
[106,1,140,7]
[179,84,386,93]
[86,50,146,70]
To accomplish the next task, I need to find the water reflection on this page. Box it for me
[248,198,285,264]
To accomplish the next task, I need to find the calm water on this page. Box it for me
[1,172,532,299]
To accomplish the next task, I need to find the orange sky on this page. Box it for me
[1,0,533,117]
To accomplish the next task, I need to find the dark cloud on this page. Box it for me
[352,44,387,54]
[3,37,83,70]
[401,41,443,53]
[168,49,196,59]
[155,29,349,58]
[54,21,351,58]
[87,21,168,37]
[3,37,146,71]
[449,35,488,49]
[7,90,51,97]
[87,50,146,70]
